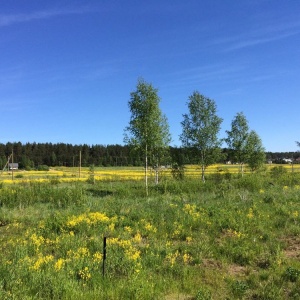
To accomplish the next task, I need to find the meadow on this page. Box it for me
[0,165,300,299]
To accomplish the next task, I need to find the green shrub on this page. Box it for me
[196,287,212,300]
[270,166,287,177]
[37,165,49,171]
[230,280,249,298]
[284,267,300,282]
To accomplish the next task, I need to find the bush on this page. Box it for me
[171,163,185,180]
[284,267,300,282]
[37,165,49,171]
[234,175,265,192]
[270,166,287,177]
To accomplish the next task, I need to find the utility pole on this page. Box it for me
[11,150,14,180]
[79,151,81,178]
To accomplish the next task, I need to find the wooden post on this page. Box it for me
[102,236,107,277]
[11,150,14,181]
[79,151,81,178]
[145,144,148,196]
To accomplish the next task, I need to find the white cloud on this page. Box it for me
[226,30,300,51]
[211,19,300,52]
[0,7,92,27]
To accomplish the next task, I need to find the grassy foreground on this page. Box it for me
[0,170,300,299]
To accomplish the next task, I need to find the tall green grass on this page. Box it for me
[0,171,300,299]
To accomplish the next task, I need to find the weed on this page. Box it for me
[284,267,300,282]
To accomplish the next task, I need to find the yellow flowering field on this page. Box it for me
[1,163,299,184]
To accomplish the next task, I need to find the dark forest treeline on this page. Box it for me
[0,142,299,169]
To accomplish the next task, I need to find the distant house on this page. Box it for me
[282,158,293,164]
[8,163,19,170]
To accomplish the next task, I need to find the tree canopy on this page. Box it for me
[180,91,223,182]
[225,112,265,174]
[124,79,171,193]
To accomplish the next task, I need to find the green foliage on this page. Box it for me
[171,163,185,180]
[180,91,223,182]
[284,267,300,282]
[124,78,171,157]
[230,280,249,298]
[233,174,265,192]
[226,112,266,175]
[87,164,95,184]
[225,112,249,165]
[246,130,266,171]
[124,78,171,192]
[0,183,87,209]
[0,174,300,299]
[196,287,212,300]
[37,164,49,171]
[270,165,287,177]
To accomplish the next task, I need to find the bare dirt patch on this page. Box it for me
[227,264,247,276]
[282,236,300,259]
[202,258,222,269]
[202,258,247,277]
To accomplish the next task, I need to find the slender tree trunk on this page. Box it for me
[155,158,159,185]
[201,152,205,182]
[145,144,148,196]
[201,165,205,182]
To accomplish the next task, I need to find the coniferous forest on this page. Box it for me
[0,142,298,170]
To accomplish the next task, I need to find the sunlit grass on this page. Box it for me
[1,175,300,299]
[1,164,300,185]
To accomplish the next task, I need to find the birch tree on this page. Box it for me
[225,112,249,176]
[245,130,266,172]
[180,91,223,182]
[124,79,171,195]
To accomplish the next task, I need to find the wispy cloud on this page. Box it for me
[164,63,246,89]
[212,19,300,52]
[0,7,91,27]
[226,30,300,51]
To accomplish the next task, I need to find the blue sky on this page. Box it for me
[1,1,299,152]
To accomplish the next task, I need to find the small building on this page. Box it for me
[8,163,19,170]
[282,158,293,164]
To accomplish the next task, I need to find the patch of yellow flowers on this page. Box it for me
[66,212,111,228]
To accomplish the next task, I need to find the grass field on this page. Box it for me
[1,164,300,183]
[0,166,300,299]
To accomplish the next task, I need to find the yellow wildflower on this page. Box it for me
[30,254,54,270]
[186,236,192,244]
[133,232,142,243]
[247,208,254,219]
[54,258,65,271]
[93,252,103,262]
[183,252,192,265]
[108,223,115,231]
[78,267,91,281]
[124,226,132,233]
